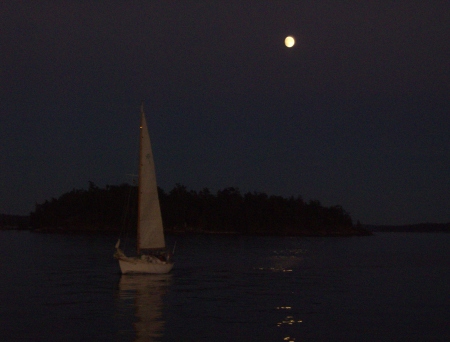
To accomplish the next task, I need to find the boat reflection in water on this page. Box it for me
[118,274,172,341]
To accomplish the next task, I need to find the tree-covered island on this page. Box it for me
[29,182,371,236]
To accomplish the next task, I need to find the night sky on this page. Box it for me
[1,2,449,225]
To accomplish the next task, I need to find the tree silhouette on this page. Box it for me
[30,182,369,236]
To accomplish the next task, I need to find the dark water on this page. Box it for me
[0,231,448,341]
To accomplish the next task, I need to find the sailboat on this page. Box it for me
[114,104,174,274]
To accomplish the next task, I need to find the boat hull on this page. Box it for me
[118,257,174,274]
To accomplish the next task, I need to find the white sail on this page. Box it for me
[138,105,165,252]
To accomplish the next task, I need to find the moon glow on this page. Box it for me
[284,36,295,48]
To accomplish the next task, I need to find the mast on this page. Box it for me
[137,104,144,254]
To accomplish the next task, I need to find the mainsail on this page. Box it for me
[137,105,165,252]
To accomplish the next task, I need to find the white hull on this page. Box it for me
[117,255,174,274]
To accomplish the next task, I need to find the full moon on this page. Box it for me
[284,36,295,48]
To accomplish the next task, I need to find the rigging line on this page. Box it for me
[118,178,136,249]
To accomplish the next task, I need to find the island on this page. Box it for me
[15,182,370,237]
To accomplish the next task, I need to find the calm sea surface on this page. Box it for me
[0,231,448,341]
